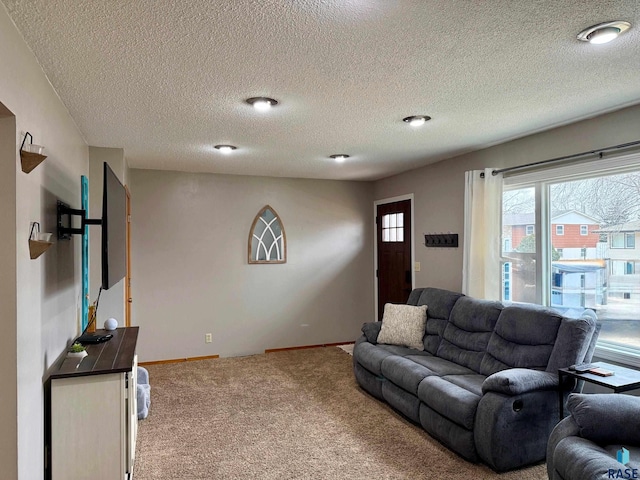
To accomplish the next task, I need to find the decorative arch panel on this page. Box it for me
[248,205,286,264]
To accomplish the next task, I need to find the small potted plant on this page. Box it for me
[67,342,88,359]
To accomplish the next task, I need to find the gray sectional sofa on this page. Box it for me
[353,287,599,472]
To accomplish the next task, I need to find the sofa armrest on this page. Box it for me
[361,321,382,344]
[546,415,581,480]
[567,393,640,445]
[482,368,559,395]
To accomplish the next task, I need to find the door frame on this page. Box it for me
[125,185,131,327]
[373,193,415,321]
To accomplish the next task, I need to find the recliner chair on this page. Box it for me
[547,393,640,479]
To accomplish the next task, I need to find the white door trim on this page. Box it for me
[373,194,415,321]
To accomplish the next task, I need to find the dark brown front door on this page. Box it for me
[377,199,412,320]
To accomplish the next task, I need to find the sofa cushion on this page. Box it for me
[377,344,432,357]
[545,315,597,372]
[418,375,482,430]
[406,288,425,306]
[423,318,448,355]
[353,341,396,376]
[437,297,502,373]
[353,361,385,400]
[380,355,434,395]
[416,288,464,319]
[480,305,562,376]
[567,393,640,445]
[419,404,479,462]
[442,373,486,397]
[377,304,427,351]
[416,288,464,354]
[382,378,422,422]
[405,355,475,376]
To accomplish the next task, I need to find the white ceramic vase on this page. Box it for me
[67,350,88,359]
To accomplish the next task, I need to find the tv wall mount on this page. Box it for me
[57,201,101,240]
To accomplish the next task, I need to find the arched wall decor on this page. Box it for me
[248,205,287,264]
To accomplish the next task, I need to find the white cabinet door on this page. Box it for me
[127,355,138,474]
[51,373,126,480]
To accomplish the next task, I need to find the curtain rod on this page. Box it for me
[480,139,640,178]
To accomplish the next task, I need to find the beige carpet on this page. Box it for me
[134,347,547,480]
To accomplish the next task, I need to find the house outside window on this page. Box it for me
[611,232,637,249]
[611,233,625,248]
[502,262,511,301]
[500,152,640,366]
[626,233,636,249]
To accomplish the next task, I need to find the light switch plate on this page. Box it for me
[414,262,421,272]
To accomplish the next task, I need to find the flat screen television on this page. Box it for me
[101,162,127,290]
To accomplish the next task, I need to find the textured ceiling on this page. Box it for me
[3,1,640,181]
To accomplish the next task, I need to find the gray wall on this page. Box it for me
[130,169,374,361]
[0,4,89,478]
[0,109,18,479]
[374,104,640,292]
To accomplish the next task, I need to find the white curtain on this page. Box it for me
[462,168,503,300]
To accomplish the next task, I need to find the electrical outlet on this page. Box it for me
[205,333,212,343]
[414,262,421,272]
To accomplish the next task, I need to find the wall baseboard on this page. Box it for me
[139,354,220,366]
[139,343,356,364]
[265,342,354,354]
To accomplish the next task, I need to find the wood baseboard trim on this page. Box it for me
[265,342,354,354]
[139,354,220,366]
[139,344,355,363]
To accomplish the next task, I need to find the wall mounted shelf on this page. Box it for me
[21,150,47,173]
[20,132,47,174]
[29,239,53,259]
[29,222,53,259]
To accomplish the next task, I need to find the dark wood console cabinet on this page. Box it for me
[47,327,139,480]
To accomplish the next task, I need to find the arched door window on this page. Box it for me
[248,205,286,264]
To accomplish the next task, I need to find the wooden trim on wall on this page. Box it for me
[139,343,355,364]
[139,354,219,366]
[265,342,354,354]
[125,185,131,327]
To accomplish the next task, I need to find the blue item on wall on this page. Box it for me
[81,175,89,331]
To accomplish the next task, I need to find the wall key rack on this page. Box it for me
[424,233,459,248]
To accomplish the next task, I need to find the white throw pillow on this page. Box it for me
[377,303,427,351]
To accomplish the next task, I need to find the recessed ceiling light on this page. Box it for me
[214,145,237,154]
[577,21,631,44]
[403,115,432,127]
[246,97,279,111]
[330,154,350,163]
